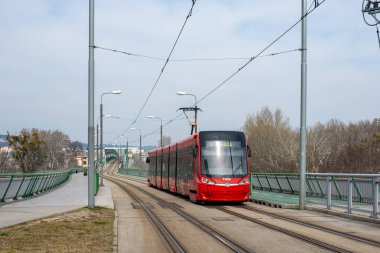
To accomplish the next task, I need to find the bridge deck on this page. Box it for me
[0,173,113,228]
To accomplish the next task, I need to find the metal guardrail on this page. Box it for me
[0,170,72,203]
[250,173,380,218]
[118,167,148,178]
[94,170,99,195]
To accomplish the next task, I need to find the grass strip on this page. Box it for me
[0,207,114,253]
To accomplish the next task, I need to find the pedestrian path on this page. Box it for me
[251,189,380,223]
[0,173,114,228]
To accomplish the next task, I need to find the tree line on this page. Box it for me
[244,107,380,174]
[0,129,83,173]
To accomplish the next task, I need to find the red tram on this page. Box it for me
[146,131,251,202]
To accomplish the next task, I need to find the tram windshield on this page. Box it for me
[200,132,248,178]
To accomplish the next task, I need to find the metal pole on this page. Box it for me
[327,177,331,209]
[139,133,142,164]
[160,121,163,147]
[372,177,378,218]
[194,105,198,133]
[348,178,353,214]
[100,103,104,186]
[96,123,99,167]
[299,0,308,210]
[87,0,95,208]
[194,95,198,133]
[126,140,129,169]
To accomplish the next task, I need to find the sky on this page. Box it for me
[0,0,379,147]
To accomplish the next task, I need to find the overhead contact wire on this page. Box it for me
[142,0,327,141]
[112,1,326,144]
[95,46,302,62]
[113,0,197,143]
[197,0,326,105]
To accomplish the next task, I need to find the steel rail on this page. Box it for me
[241,205,380,248]
[106,174,252,253]
[111,173,146,184]
[216,206,352,253]
[106,176,186,253]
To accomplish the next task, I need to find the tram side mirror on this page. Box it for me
[193,144,198,158]
[247,145,252,157]
[146,157,150,163]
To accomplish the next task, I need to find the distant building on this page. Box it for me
[75,152,88,168]
[373,118,380,126]
[0,146,12,154]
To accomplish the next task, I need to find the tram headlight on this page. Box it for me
[201,177,216,185]
[239,178,249,185]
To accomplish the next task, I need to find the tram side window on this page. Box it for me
[150,156,157,176]
[157,154,162,177]
[185,146,194,179]
[169,150,176,178]
[177,146,193,180]
[162,152,168,179]
[178,148,185,181]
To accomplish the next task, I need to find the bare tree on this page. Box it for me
[39,130,70,170]
[0,150,11,173]
[67,140,83,167]
[307,123,331,173]
[243,108,380,174]
[161,135,172,146]
[243,107,297,173]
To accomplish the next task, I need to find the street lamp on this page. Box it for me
[100,90,122,186]
[130,127,142,164]
[147,115,163,147]
[176,91,199,133]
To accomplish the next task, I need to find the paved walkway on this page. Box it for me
[251,189,380,223]
[0,173,114,228]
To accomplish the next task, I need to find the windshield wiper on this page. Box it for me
[228,141,234,176]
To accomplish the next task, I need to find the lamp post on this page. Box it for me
[176,91,199,133]
[126,138,129,169]
[88,0,95,208]
[96,116,100,168]
[147,115,163,147]
[130,127,142,164]
[299,0,307,210]
[100,90,122,186]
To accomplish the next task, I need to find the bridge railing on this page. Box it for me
[250,173,380,218]
[0,170,71,203]
[118,167,148,178]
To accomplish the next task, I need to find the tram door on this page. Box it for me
[188,143,198,196]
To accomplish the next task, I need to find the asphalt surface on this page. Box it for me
[0,172,114,228]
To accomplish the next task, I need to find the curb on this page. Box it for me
[249,199,380,225]
[113,210,118,253]
[306,206,380,225]
[250,198,299,209]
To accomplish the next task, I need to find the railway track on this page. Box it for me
[240,205,380,248]
[105,174,252,253]
[109,172,147,184]
[105,172,379,253]
[111,177,186,253]
[215,204,380,253]
[215,206,351,253]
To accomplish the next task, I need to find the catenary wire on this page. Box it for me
[112,0,197,143]
[112,0,326,144]
[95,45,302,62]
[196,0,325,105]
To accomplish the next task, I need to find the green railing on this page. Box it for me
[249,173,377,202]
[250,172,380,218]
[0,170,72,203]
[118,167,148,178]
[94,170,99,195]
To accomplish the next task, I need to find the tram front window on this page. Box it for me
[201,140,247,178]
